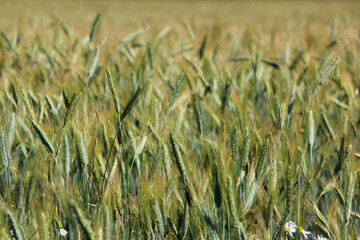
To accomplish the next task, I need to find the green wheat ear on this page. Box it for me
[317,56,340,86]
[212,162,222,209]
[75,131,88,170]
[69,200,96,240]
[6,211,23,240]
[121,77,152,121]
[25,174,38,214]
[192,93,203,141]
[20,88,35,120]
[272,209,289,240]
[226,175,245,238]
[29,118,54,155]
[89,13,101,42]
[64,92,81,127]
[256,137,270,179]
[169,133,186,180]
[0,131,10,171]
[274,96,284,130]
[231,126,238,162]
[64,134,71,177]
[106,68,121,115]
[103,205,111,240]
[180,204,189,240]
[147,42,154,70]
[167,73,185,115]
[345,171,356,225]
[151,198,165,237]
[239,127,251,168]
[220,81,231,115]
[15,177,24,209]
[200,204,219,240]
[149,148,161,180]
[144,209,153,239]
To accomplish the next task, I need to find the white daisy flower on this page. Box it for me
[299,226,311,239]
[316,235,327,240]
[82,36,90,44]
[59,228,68,236]
[284,221,297,238]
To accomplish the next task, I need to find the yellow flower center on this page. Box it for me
[300,226,304,232]
[285,227,290,232]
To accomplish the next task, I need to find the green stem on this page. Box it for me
[53,156,64,186]
[302,86,318,149]
[345,222,348,240]
[297,82,320,228]
[298,160,302,225]
[55,126,64,158]
[285,113,292,141]
[127,157,137,197]
[103,114,124,190]
[6,170,11,200]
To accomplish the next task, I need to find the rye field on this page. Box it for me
[1,1,360,239]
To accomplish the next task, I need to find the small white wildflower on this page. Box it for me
[299,226,311,239]
[59,228,68,236]
[82,36,90,44]
[284,221,297,238]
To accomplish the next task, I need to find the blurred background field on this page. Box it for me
[1,1,360,31]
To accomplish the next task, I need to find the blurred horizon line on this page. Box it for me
[4,0,359,2]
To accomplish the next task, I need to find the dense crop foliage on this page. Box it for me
[0,3,360,239]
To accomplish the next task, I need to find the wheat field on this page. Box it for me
[0,1,360,239]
